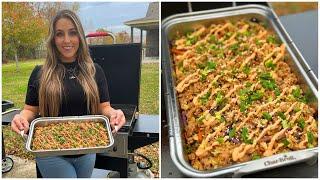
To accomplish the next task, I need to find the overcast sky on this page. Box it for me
[78,2,149,34]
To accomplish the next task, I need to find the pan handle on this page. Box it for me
[232,149,318,177]
[85,31,116,44]
[20,130,28,142]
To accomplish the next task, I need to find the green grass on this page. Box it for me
[2,59,45,109]
[139,63,159,114]
[2,59,159,114]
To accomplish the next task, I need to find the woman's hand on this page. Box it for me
[11,105,38,135]
[109,109,126,133]
[11,114,30,135]
[99,102,126,133]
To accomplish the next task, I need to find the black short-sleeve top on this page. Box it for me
[25,61,110,116]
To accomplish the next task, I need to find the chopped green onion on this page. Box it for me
[251,90,264,101]
[197,115,205,123]
[224,32,232,39]
[274,87,281,96]
[260,80,277,90]
[267,96,274,102]
[292,88,302,99]
[241,127,249,140]
[200,73,207,82]
[259,73,277,90]
[239,101,248,112]
[230,43,240,54]
[307,131,314,146]
[215,112,225,122]
[252,153,261,160]
[242,30,251,37]
[238,88,264,112]
[293,107,301,112]
[200,69,211,82]
[197,63,206,70]
[243,65,251,75]
[209,35,218,44]
[196,44,206,53]
[215,91,224,105]
[255,39,262,46]
[229,127,236,138]
[199,91,211,105]
[206,61,217,70]
[259,72,273,80]
[217,137,224,144]
[282,138,290,147]
[297,118,305,129]
[277,112,286,120]
[292,87,307,103]
[211,81,218,87]
[245,139,253,144]
[241,127,253,144]
[245,82,252,88]
[186,35,198,45]
[281,119,290,129]
[199,61,217,82]
[239,88,250,97]
[265,59,276,70]
[266,35,279,44]
[262,112,272,120]
[210,44,217,50]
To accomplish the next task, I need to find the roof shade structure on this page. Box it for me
[124,2,159,57]
[125,2,159,30]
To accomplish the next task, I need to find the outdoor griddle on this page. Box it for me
[2,42,159,178]
[161,2,317,178]
[89,42,159,177]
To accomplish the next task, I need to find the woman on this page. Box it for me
[11,9,126,178]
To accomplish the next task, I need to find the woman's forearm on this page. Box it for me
[99,103,114,118]
[20,105,39,122]
[99,102,126,132]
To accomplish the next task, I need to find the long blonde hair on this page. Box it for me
[39,9,100,117]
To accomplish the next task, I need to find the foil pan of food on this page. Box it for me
[161,4,318,177]
[25,115,114,157]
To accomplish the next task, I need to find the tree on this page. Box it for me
[116,31,130,44]
[2,2,47,68]
[31,2,80,23]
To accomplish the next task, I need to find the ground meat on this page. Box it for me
[32,121,109,150]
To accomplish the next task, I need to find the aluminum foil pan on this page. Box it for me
[162,4,318,177]
[25,115,114,157]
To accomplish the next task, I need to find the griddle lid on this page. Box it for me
[89,43,142,111]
